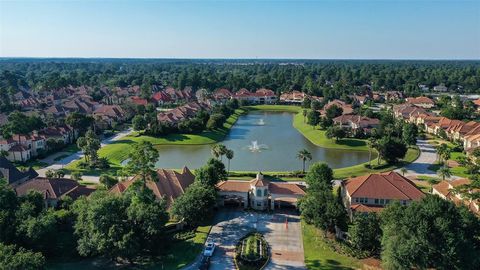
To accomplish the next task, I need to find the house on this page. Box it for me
[130,96,150,106]
[392,104,427,120]
[213,88,233,103]
[432,178,479,216]
[216,172,306,210]
[405,96,435,109]
[110,166,195,207]
[333,115,380,134]
[322,99,354,115]
[353,95,370,105]
[279,91,308,104]
[418,84,430,91]
[433,84,448,92]
[157,102,211,125]
[0,156,38,186]
[93,105,126,128]
[473,99,480,112]
[152,91,172,105]
[15,177,95,207]
[446,121,480,142]
[341,171,425,219]
[232,88,277,104]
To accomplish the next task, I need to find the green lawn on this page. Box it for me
[333,147,420,179]
[292,110,369,151]
[302,221,360,270]
[47,224,211,270]
[152,224,211,269]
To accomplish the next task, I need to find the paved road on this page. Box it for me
[36,128,133,182]
[395,139,459,180]
[184,209,305,270]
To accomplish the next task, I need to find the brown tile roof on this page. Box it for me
[345,171,425,201]
[269,182,306,196]
[15,177,94,199]
[110,166,195,207]
[217,180,252,193]
[406,96,435,105]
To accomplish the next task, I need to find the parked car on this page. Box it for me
[203,242,215,257]
[198,256,210,270]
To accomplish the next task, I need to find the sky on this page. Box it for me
[1,0,479,59]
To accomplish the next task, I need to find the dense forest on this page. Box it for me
[1,59,479,98]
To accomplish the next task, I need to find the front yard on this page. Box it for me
[302,221,361,270]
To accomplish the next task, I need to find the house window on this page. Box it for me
[380,199,385,205]
[256,189,262,197]
[354,198,359,203]
[374,199,379,204]
[386,199,390,204]
[264,189,268,196]
[257,202,262,207]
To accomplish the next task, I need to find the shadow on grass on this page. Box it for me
[335,139,366,147]
[306,259,355,270]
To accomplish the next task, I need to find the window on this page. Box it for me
[354,198,359,203]
[374,199,379,204]
[380,199,385,205]
[264,189,268,196]
[386,199,390,204]
[257,202,262,207]
[256,189,262,197]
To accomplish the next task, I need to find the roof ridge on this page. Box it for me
[383,172,417,200]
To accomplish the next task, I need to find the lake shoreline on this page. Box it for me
[64,104,418,179]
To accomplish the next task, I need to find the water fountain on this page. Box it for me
[257,118,265,125]
[247,140,268,152]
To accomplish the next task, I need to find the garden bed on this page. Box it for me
[235,232,269,270]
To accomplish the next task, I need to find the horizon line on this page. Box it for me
[1,56,479,61]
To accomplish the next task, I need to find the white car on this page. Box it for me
[203,242,216,257]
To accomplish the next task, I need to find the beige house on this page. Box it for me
[216,173,306,210]
[432,178,479,216]
[341,171,425,219]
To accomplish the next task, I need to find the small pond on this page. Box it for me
[152,111,371,171]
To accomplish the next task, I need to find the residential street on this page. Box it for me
[183,209,305,270]
[36,128,133,182]
[395,139,459,180]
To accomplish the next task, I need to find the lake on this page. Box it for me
[153,111,371,171]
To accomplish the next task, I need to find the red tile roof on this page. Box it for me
[345,171,425,201]
[110,166,195,207]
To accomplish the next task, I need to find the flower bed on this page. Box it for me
[235,232,269,270]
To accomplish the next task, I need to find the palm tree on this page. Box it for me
[400,167,408,176]
[437,166,451,181]
[211,144,221,159]
[225,149,234,174]
[436,143,449,164]
[297,149,313,173]
[367,138,377,168]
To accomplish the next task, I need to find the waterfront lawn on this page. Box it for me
[302,220,360,270]
[333,147,420,179]
[247,105,369,151]
[292,110,368,151]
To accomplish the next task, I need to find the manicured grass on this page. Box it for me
[246,104,302,113]
[292,111,369,151]
[302,220,360,270]
[153,224,211,269]
[14,160,48,170]
[333,147,420,179]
